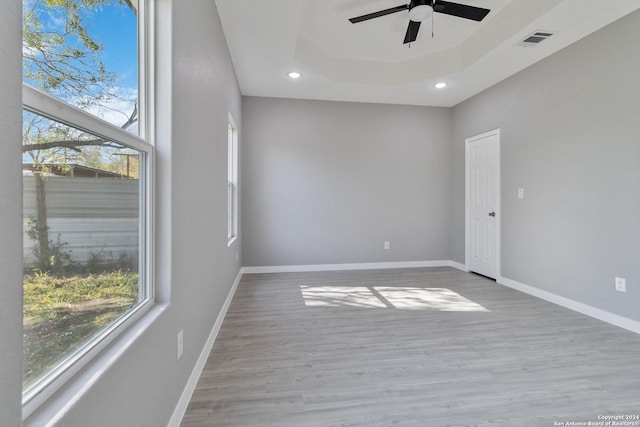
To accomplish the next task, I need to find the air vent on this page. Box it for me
[516,31,555,47]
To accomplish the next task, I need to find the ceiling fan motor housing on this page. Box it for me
[409,0,433,22]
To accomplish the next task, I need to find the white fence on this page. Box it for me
[23,175,139,267]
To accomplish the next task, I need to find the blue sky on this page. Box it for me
[24,0,138,89]
[90,2,138,89]
[23,0,141,147]
[76,1,140,131]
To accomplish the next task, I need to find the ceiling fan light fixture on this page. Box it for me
[434,82,447,89]
[409,5,432,22]
[287,71,301,79]
[348,1,491,45]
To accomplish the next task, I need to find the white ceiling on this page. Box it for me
[215,0,640,107]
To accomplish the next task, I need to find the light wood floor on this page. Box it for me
[181,268,640,426]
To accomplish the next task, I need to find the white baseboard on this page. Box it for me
[498,275,640,335]
[448,260,468,272]
[167,268,244,427]
[243,260,456,274]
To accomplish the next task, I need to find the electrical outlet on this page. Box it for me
[517,188,525,199]
[177,330,184,360]
[615,277,626,293]
[384,241,390,250]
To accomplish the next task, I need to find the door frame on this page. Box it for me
[465,128,501,279]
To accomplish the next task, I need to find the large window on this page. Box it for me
[227,114,238,244]
[21,0,153,411]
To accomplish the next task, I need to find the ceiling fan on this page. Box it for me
[349,0,491,44]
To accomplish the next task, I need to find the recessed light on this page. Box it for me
[434,82,447,89]
[288,71,301,79]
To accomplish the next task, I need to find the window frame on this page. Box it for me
[21,0,155,417]
[227,113,238,245]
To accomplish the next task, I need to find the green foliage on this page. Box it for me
[23,269,139,387]
[116,250,137,270]
[86,249,107,273]
[21,0,142,389]
[22,0,138,161]
[22,0,123,105]
[25,216,74,274]
[23,270,139,319]
[86,249,138,273]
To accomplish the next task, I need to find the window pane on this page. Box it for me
[22,110,145,390]
[22,0,139,134]
[227,118,237,242]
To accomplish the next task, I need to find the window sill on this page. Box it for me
[23,302,168,425]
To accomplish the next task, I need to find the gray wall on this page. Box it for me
[242,97,452,266]
[451,10,640,321]
[0,0,25,425]
[18,1,243,425]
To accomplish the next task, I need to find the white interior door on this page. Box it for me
[466,130,500,279]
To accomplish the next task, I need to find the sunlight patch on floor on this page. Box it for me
[300,286,489,312]
[300,286,387,309]
[375,287,489,311]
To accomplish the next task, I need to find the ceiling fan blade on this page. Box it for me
[349,5,409,24]
[403,20,421,44]
[433,1,490,21]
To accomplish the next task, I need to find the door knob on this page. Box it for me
[488,211,496,217]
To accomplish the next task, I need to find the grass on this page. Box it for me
[23,269,139,389]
